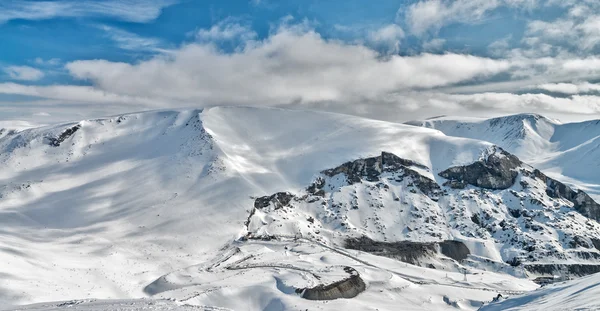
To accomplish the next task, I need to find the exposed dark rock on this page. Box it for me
[307,177,325,194]
[47,124,81,147]
[471,214,481,226]
[345,236,436,264]
[439,240,470,262]
[299,267,366,300]
[322,152,440,200]
[444,179,467,189]
[592,238,600,251]
[524,264,600,277]
[439,147,522,190]
[508,208,522,218]
[438,147,600,222]
[506,257,521,267]
[254,192,295,210]
[322,152,426,183]
[525,169,600,222]
[345,236,469,264]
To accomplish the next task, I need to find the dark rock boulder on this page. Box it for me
[299,267,366,300]
[439,147,522,190]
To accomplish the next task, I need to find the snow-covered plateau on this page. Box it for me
[1,107,599,310]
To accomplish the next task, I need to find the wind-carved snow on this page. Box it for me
[481,272,600,311]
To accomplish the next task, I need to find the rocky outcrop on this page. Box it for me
[299,267,366,300]
[524,264,600,277]
[254,192,295,210]
[247,150,600,272]
[439,147,522,190]
[46,124,81,147]
[439,147,600,221]
[345,236,470,264]
[526,169,600,222]
[439,240,471,262]
[322,152,441,200]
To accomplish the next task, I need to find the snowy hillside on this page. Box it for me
[408,114,600,199]
[1,107,599,310]
[481,272,600,311]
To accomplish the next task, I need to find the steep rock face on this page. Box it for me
[322,152,441,200]
[439,148,600,222]
[300,267,366,300]
[246,149,600,273]
[527,169,600,222]
[345,236,470,264]
[439,147,522,190]
[524,264,600,277]
[45,124,81,147]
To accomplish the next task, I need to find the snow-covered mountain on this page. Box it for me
[1,107,599,310]
[407,114,600,200]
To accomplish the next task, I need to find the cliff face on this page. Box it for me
[344,236,470,264]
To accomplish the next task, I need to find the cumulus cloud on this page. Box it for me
[63,26,509,106]
[3,15,600,124]
[367,24,405,54]
[3,66,44,81]
[0,0,176,23]
[520,1,600,56]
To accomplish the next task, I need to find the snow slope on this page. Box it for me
[481,272,600,311]
[408,114,600,198]
[0,107,491,306]
[1,107,597,310]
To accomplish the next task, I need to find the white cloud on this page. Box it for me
[488,35,512,57]
[34,58,61,66]
[0,82,164,106]
[522,2,600,54]
[537,82,600,94]
[0,0,176,23]
[196,19,257,43]
[98,25,161,51]
[376,91,600,119]
[404,0,539,36]
[368,24,405,54]
[422,38,446,51]
[63,26,509,106]
[3,18,600,124]
[3,66,44,81]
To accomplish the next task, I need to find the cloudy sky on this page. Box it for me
[2,0,600,124]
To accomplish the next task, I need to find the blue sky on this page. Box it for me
[1,0,600,124]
